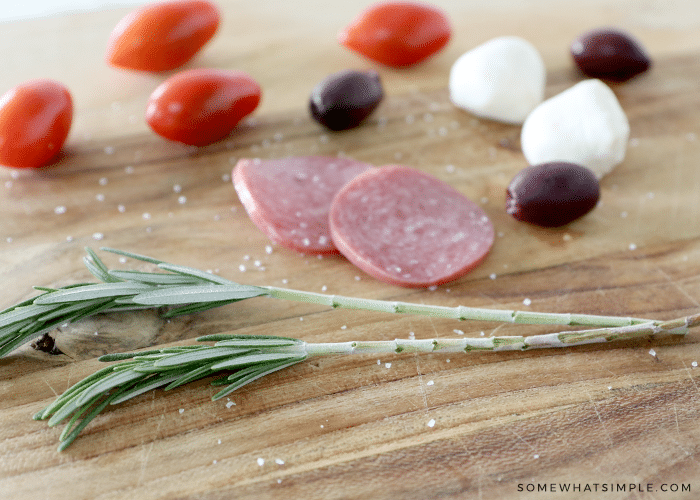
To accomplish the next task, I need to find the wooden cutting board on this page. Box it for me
[2,1,700,498]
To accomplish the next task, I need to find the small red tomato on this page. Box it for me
[145,68,261,146]
[106,0,220,72]
[338,1,451,67]
[0,79,73,169]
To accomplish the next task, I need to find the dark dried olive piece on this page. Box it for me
[571,29,651,82]
[506,162,600,227]
[309,69,383,131]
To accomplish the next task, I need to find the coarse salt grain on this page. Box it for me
[275,458,285,465]
[427,419,436,428]
[523,298,532,306]
[257,458,265,466]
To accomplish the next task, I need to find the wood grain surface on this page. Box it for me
[2,1,700,498]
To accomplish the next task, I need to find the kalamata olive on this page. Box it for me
[309,69,383,131]
[506,162,600,227]
[571,29,651,82]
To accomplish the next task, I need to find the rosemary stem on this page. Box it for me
[301,314,693,356]
[263,286,654,329]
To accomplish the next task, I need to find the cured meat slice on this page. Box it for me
[329,165,494,287]
[233,156,373,254]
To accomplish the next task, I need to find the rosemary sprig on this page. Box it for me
[34,335,307,451]
[0,247,667,358]
[36,312,699,451]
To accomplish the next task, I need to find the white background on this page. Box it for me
[1,1,145,23]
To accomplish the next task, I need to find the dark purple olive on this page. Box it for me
[309,69,383,131]
[506,162,600,227]
[571,29,651,82]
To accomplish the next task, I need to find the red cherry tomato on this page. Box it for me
[145,69,261,146]
[0,79,73,169]
[106,0,220,72]
[338,1,451,67]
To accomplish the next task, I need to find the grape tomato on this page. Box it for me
[0,79,73,169]
[338,1,451,67]
[106,0,220,72]
[145,68,261,146]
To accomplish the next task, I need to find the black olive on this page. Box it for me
[309,69,383,131]
[571,29,651,82]
[506,162,600,227]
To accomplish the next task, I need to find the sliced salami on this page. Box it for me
[233,156,373,254]
[329,166,494,287]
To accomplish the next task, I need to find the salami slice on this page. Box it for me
[233,156,373,254]
[329,165,494,287]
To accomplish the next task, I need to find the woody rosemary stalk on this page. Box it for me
[0,247,671,358]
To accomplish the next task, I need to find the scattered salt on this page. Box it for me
[239,265,246,272]
[454,329,464,335]
[265,245,273,254]
[226,401,235,408]
[99,177,108,186]
[692,361,698,368]
[426,380,434,386]
[178,196,187,204]
[629,243,637,251]
[427,419,436,428]
[92,232,104,240]
[257,458,265,466]
[649,348,656,357]
[54,206,67,214]
[95,194,105,202]
[275,458,285,465]
[142,212,151,220]
[179,408,184,414]
[385,363,391,369]
[489,273,497,280]
[523,298,532,306]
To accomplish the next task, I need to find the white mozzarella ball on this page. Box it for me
[520,79,630,178]
[449,36,546,124]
